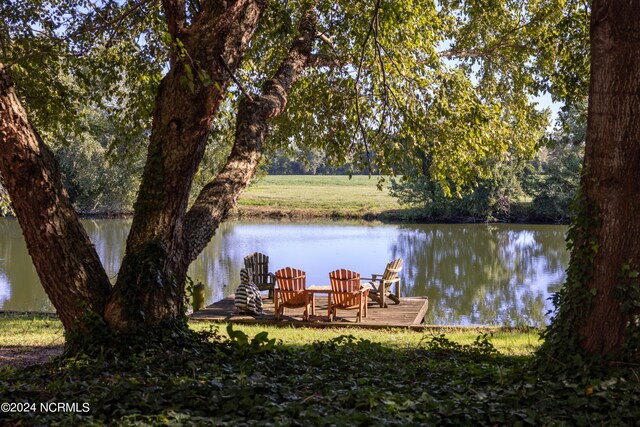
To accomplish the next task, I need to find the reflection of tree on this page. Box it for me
[390,224,569,326]
[188,221,243,305]
[0,218,255,311]
[0,219,53,311]
[83,219,132,281]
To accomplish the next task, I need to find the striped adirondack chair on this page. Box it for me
[362,258,403,308]
[274,267,311,321]
[328,269,368,323]
[243,252,276,299]
[234,268,263,315]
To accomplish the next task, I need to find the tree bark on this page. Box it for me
[105,0,268,328]
[182,8,318,267]
[578,0,640,354]
[0,65,112,331]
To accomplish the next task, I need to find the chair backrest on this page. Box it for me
[329,269,361,307]
[275,267,307,304]
[244,252,270,286]
[382,258,403,281]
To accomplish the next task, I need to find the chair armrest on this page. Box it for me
[360,282,374,291]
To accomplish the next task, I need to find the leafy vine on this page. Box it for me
[537,190,600,366]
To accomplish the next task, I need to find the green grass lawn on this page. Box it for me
[0,313,540,356]
[191,323,542,356]
[0,313,540,357]
[0,313,64,348]
[237,175,402,216]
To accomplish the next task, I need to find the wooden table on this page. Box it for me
[306,285,332,317]
[306,285,371,320]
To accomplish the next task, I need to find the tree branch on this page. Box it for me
[354,0,381,175]
[163,0,187,65]
[371,6,389,148]
[163,0,187,38]
[106,0,268,328]
[316,31,333,47]
[72,0,155,38]
[307,54,344,68]
[187,0,201,15]
[218,55,254,102]
[182,6,318,263]
[437,48,489,59]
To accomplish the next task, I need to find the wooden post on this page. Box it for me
[192,282,205,311]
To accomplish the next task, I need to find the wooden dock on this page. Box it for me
[190,296,429,330]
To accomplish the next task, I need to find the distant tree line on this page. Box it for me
[0,106,583,223]
[265,146,366,175]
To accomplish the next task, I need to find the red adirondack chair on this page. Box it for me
[274,267,311,321]
[328,269,368,322]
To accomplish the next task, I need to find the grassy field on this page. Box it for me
[237,175,402,218]
[197,323,542,356]
[0,313,64,348]
[0,312,540,361]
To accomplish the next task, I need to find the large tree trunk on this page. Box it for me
[574,1,640,354]
[0,65,112,331]
[103,0,268,329]
[104,2,317,329]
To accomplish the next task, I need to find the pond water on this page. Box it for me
[0,218,569,326]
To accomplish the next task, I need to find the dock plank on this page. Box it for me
[190,296,429,330]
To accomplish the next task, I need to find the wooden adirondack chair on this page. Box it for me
[328,269,368,323]
[244,252,276,299]
[362,258,403,308]
[274,267,311,321]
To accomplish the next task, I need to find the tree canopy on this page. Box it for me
[2,0,589,190]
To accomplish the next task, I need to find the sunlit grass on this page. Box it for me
[0,313,542,356]
[0,313,64,347]
[190,322,543,356]
[238,175,401,214]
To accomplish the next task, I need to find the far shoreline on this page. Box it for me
[1,175,571,225]
[1,205,570,225]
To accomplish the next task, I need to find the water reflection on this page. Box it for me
[0,219,568,325]
[391,224,568,326]
[191,221,405,304]
[0,219,48,311]
[84,219,131,282]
